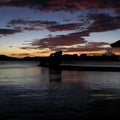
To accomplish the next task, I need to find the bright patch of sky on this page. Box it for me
[83,29,120,44]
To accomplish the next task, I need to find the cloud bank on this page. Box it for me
[0,28,21,37]
[0,0,119,12]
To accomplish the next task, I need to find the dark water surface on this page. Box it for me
[0,61,120,120]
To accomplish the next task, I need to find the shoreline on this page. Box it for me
[60,64,120,71]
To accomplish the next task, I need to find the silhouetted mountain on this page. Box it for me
[0,55,19,61]
[111,40,120,47]
[0,53,120,62]
[22,56,44,61]
[0,55,44,61]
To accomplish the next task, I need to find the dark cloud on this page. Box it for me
[32,33,86,47]
[7,13,120,35]
[8,19,57,27]
[0,28,21,36]
[48,0,120,12]
[20,46,38,50]
[48,23,81,32]
[0,0,119,11]
[20,32,86,51]
[11,53,30,56]
[8,19,84,32]
[20,31,110,52]
[6,1,120,33]
[8,11,120,34]
[0,0,48,10]
[89,14,120,32]
[8,19,58,31]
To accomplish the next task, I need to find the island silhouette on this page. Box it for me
[38,50,120,71]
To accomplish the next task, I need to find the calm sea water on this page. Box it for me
[0,61,120,120]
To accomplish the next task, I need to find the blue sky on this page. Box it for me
[0,0,120,57]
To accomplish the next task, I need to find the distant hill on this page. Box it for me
[111,40,120,47]
[22,56,45,61]
[0,55,19,61]
[0,55,47,61]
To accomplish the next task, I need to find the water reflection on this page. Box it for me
[0,62,120,119]
[62,70,120,89]
[49,68,62,82]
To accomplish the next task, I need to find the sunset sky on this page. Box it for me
[0,0,120,58]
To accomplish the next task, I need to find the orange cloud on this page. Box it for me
[20,31,110,53]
